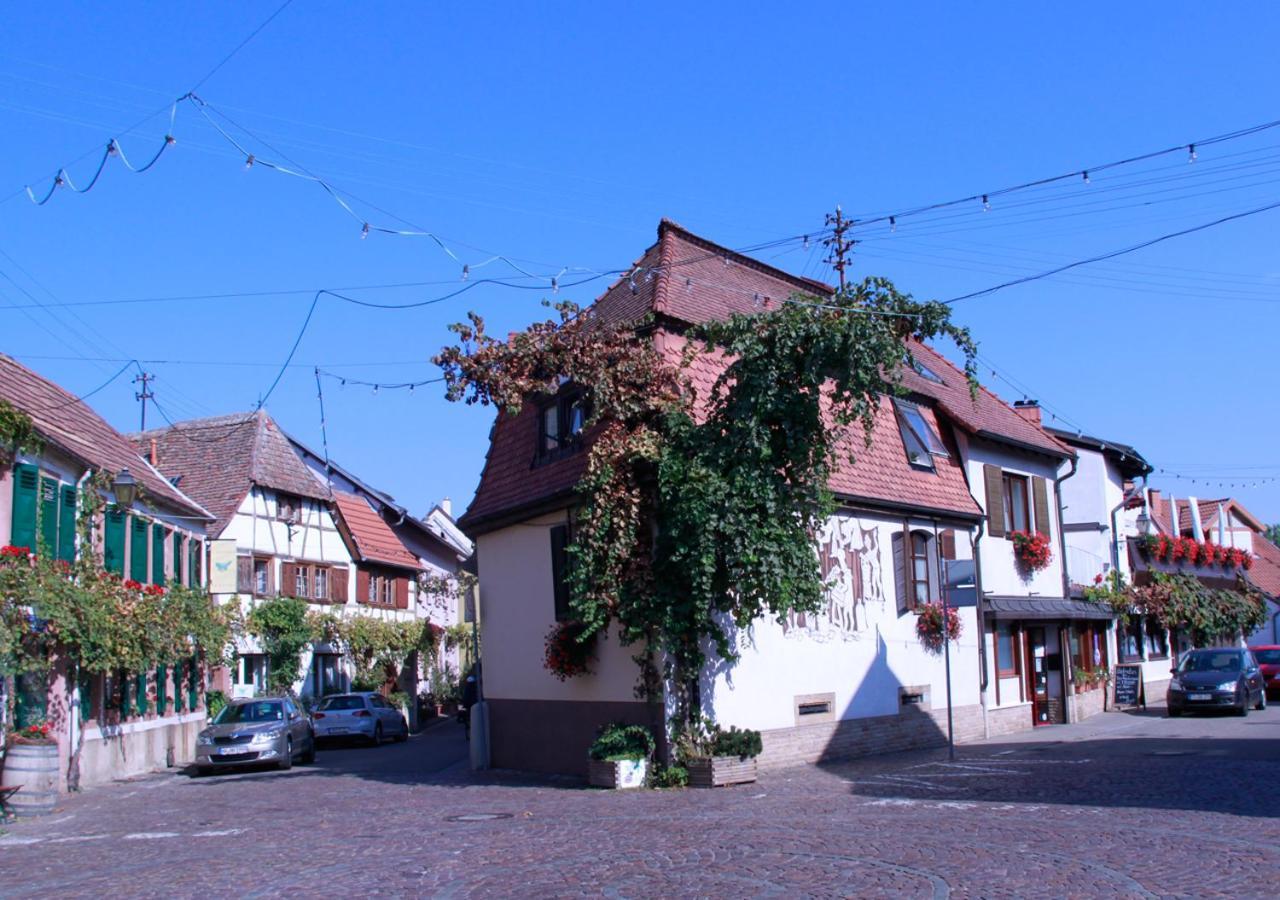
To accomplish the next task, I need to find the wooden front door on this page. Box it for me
[1026,626,1051,726]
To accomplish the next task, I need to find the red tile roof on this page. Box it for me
[135,411,329,535]
[460,220,1067,532]
[0,353,209,519]
[1248,536,1280,598]
[332,491,421,569]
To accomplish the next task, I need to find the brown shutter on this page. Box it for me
[356,567,370,605]
[236,556,253,593]
[892,527,908,615]
[940,529,956,561]
[1032,477,1051,539]
[395,576,409,609]
[265,558,276,596]
[331,565,349,603]
[983,465,1005,538]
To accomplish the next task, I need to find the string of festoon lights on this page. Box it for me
[979,355,1280,491]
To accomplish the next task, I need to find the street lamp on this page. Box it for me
[1135,509,1151,536]
[113,468,139,507]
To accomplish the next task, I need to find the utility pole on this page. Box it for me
[133,372,155,431]
[823,205,857,291]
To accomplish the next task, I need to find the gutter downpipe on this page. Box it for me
[973,523,989,740]
[1055,454,1078,724]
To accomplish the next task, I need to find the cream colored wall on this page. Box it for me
[477,512,640,704]
[702,510,982,733]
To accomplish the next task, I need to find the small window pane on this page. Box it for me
[542,405,560,451]
[295,566,309,597]
[253,559,268,595]
[313,568,329,601]
[996,625,1015,672]
[566,397,586,436]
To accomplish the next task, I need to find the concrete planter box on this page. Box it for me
[688,755,758,788]
[587,758,648,789]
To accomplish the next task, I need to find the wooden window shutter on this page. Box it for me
[891,527,908,615]
[550,524,570,621]
[983,464,1006,538]
[331,565,349,603]
[266,557,276,596]
[237,556,253,593]
[10,463,38,551]
[39,476,58,557]
[940,529,957,561]
[356,567,370,604]
[129,517,149,582]
[1032,477,1052,539]
[58,484,77,563]
[395,576,409,609]
[104,507,126,574]
[155,664,167,716]
[152,525,166,586]
[135,672,148,717]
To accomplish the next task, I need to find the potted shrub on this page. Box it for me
[1010,530,1053,573]
[680,719,762,788]
[587,723,654,789]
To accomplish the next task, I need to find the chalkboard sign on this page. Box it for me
[1113,664,1144,708]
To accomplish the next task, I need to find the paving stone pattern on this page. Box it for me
[1,707,1277,898]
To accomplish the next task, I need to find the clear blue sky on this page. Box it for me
[2,2,1278,522]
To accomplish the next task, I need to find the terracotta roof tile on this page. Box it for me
[333,491,420,569]
[1248,536,1280,598]
[0,354,209,519]
[134,411,329,535]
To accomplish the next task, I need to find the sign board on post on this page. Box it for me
[1113,663,1144,708]
[208,539,239,594]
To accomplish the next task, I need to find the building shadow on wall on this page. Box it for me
[804,630,950,769]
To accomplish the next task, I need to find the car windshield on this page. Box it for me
[318,695,366,711]
[213,701,285,724]
[1178,651,1242,674]
[1253,649,1280,665]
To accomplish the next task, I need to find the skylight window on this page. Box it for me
[894,399,949,469]
[911,359,946,384]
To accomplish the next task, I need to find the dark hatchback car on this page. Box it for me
[1167,648,1267,717]
[1247,645,1280,698]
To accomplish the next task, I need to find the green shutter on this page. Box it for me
[172,661,184,712]
[156,664,167,715]
[136,672,148,717]
[191,543,201,587]
[172,533,183,586]
[78,669,93,722]
[130,517,148,582]
[10,463,38,552]
[119,673,130,718]
[152,525,166,586]
[39,476,58,557]
[104,507,126,574]
[188,656,199,710]
[58,484,77,562]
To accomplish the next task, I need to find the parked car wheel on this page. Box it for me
[301,731,317,764]
[371,723,383,746]
[395,717,409,742]
[1236,695,1249,717]
[279,737,294,770]
[1255,690,1266,712]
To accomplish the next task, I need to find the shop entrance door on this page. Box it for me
[1026,627,1051,726]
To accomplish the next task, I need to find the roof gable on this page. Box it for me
[332,491,420,569]
[0,353,210,519]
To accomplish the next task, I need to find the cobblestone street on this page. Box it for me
[1,705,1277,898]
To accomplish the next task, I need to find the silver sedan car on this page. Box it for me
[312,692,409,744]
[195,697,316,775]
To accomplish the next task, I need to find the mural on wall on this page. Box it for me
[782,515,885,641]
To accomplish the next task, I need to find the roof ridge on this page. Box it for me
[657,219,835,296]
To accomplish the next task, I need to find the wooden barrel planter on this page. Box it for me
[1,742,59,817]
[687,755,758,788]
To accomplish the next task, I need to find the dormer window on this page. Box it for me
[537,391,589,462]
[893,399,949,470]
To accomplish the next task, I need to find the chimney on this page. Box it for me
[150,437,157,467]
[441,497,452,517]
[1012,399,1041,426]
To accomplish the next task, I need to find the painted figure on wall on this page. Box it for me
[783,516,885,640]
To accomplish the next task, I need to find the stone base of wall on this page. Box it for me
[75,713,205,791]
[1068,687,1107,723]
[984,702,1034,738]
[757,704,985,772]
[488,698,663,777]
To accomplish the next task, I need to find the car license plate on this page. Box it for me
[328,727,348,734]
[218,747,238,755]
[1188,693,1211,701]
